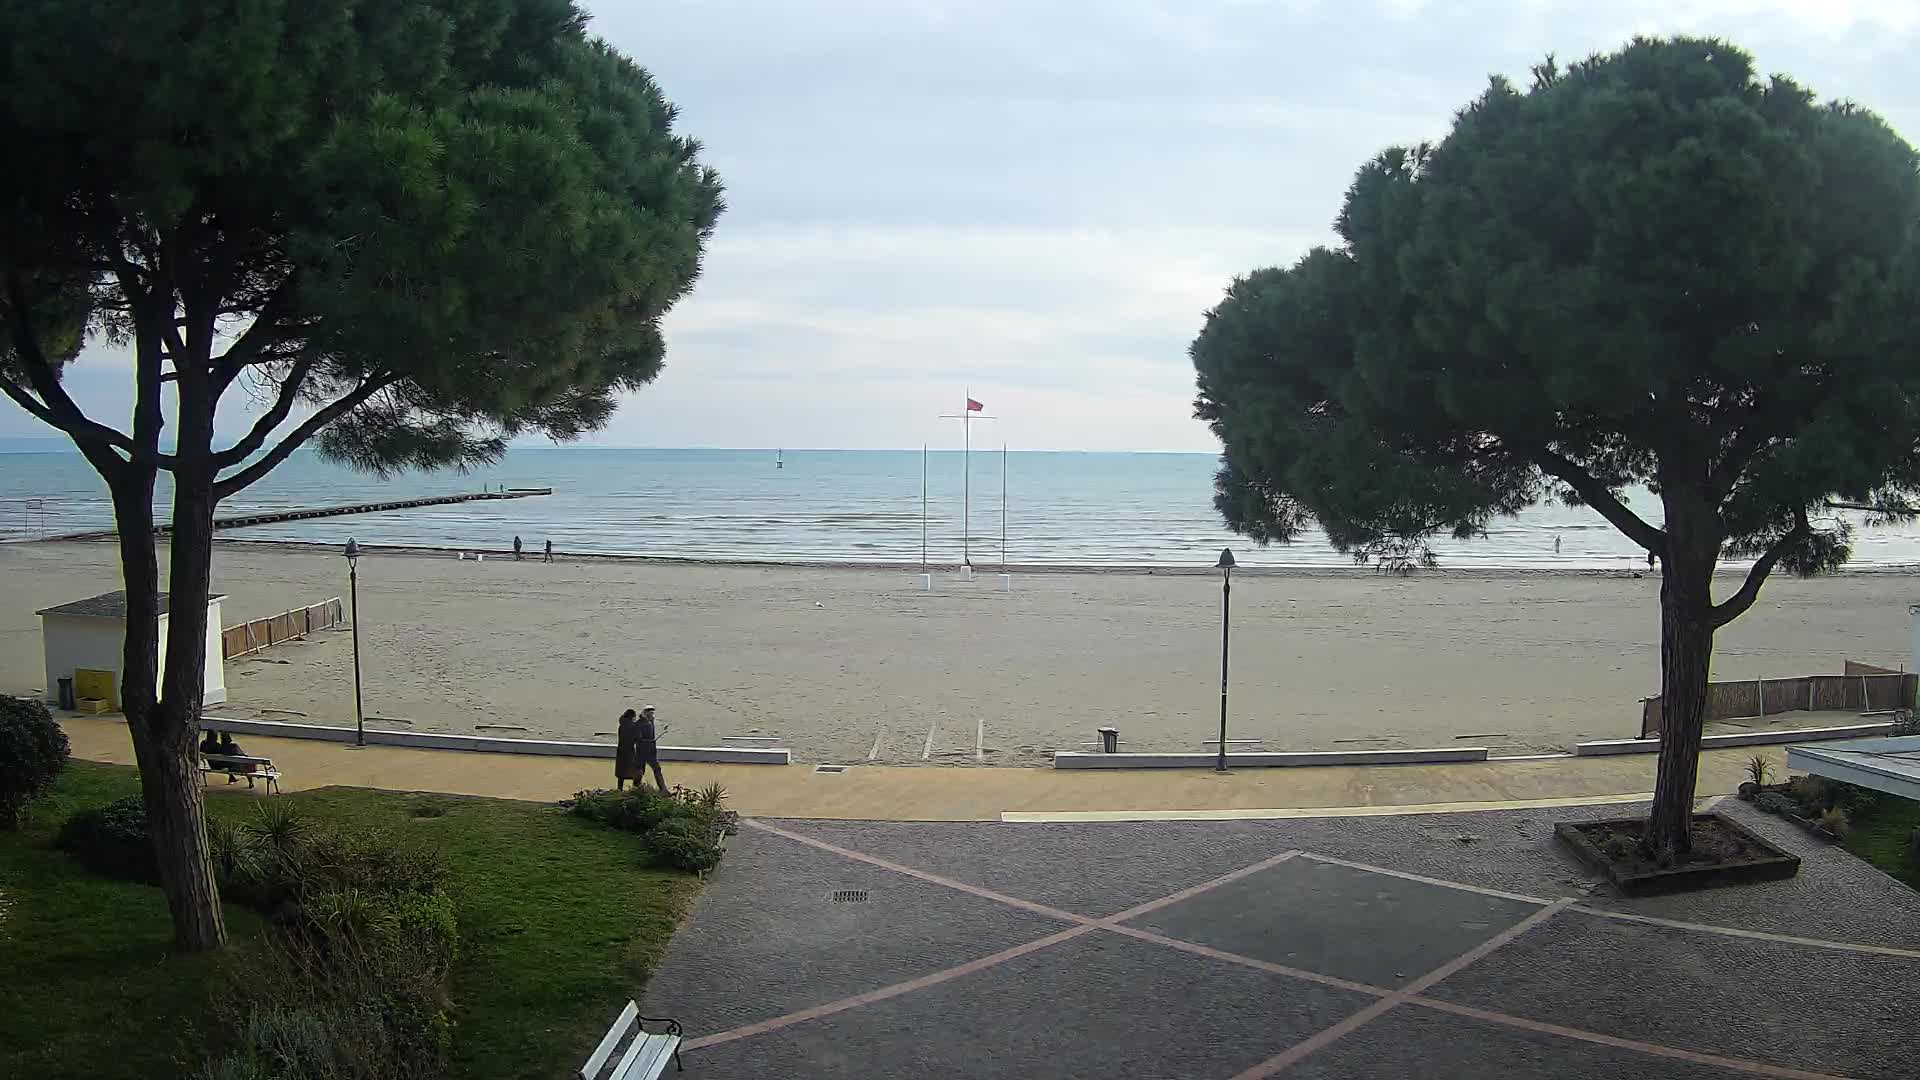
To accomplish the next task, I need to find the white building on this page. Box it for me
[36,590,227,710]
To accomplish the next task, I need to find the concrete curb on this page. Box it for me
[1051,747,1489,769]
[200,715,790,765]
[1574,721,1892,757]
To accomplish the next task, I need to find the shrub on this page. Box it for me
[1754,792,1797,816]
[1736,781,1760,802]
[1743,755,1772,789]
[1817,806,1852,839]
[1786,775,1828,816]
[57,795,158,883]
[644,816,723,873]
[198,930,453,1080]
[1825,779,1881,816]
[569,787,680,833]
[0,694,69,828]
[217,807,450,917]
[199,826,458,1080]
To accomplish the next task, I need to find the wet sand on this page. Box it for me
[2,541,1913,764]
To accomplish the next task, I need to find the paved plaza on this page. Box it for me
[644,799,1920,1079]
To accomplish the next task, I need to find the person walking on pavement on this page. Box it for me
[615,708,641,791]
[635,706,667,792]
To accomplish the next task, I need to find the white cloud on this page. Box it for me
[8,1,1920,453]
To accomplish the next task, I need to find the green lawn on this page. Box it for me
[0,762,700,1080]
[1845,793,1920,891]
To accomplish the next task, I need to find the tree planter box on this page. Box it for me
[1555,813,1801,896]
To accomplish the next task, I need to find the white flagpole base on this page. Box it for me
[917,574,932,592]
[960,565,974,582]
[997,574,1012,592]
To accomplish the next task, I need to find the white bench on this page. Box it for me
[582,1001,683,1079]
[199,753,281,794]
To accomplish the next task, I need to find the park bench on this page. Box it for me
[199,753,281,794]
[582,1001,684,1079]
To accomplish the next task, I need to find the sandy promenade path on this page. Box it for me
[1,541,1913,764]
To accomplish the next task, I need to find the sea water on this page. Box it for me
[3,446,1918,569]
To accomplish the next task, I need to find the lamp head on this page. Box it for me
[344,538,359,563]
[1216,547,1236,570]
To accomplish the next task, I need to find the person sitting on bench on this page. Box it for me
[199,729,221,758]
[215,732,258,786]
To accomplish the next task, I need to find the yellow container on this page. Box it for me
[73,668,118,712]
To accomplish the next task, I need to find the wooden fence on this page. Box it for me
[1639,660,1916,738]
[222,598,345,661]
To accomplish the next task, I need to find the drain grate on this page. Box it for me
[814,764,849,774]
[831,889,869,903]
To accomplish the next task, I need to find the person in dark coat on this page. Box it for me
[615,708,641,791]
[635,706,667,793]
[216,732,258,786]
[199,729,222,759]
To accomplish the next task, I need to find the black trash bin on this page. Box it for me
[1097,726,1119,754]
[57,676,75,711]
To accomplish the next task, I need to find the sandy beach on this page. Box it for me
[1,540,1914,765]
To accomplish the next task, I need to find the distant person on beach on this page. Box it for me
[615,708,641,790]
[1647,550,1656,571]
[636,706,667,792]
[544,538,553,563]
[513,535,523,561]
[1554,534,1562,554]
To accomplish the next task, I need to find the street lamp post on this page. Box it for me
[1216,547,1235,773]
[345,538,365,747]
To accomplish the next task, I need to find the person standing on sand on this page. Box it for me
[636,705,667,792]
[615,708,641,791]
[544,538,553,563]
[513,535,523,561]
[1554,533,1562,554]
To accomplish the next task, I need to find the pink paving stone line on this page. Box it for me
[1407,999,1853,1080]
[678,820,1874,1080]
[686,824,1304,1052]
[1226,900,1575,1080]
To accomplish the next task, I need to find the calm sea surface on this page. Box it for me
[3,447,1918,569]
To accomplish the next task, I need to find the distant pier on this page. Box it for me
[56,488,553,541]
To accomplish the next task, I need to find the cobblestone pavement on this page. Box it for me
[643,799,1920,1079]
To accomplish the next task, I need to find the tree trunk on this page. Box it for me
[1647,523,1719,863]
[107,461,227,949]
[151,391,228,951]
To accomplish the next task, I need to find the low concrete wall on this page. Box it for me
[1575,721,1893,757]
[200,715,790,765]
[1053,747,1489,769]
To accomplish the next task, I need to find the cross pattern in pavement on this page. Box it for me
[658,818,1918,1080]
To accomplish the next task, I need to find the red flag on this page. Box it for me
[966,398,983,412]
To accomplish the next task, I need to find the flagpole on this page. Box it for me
[963,389,971,566]
[1001,442,1008,569]
[921,443,928,570]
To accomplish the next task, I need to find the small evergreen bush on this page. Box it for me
[0,695,69,828]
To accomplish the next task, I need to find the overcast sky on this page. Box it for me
[8,1,1920,452]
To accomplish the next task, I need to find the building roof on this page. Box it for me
[35,590,226,620]
[1787,735,1920,802]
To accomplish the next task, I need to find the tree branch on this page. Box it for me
[1710,509,1809,630]
[211,353,316,467]
[212,374,396,498]
[1527,445,1666,551]
[3,274,150,466]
